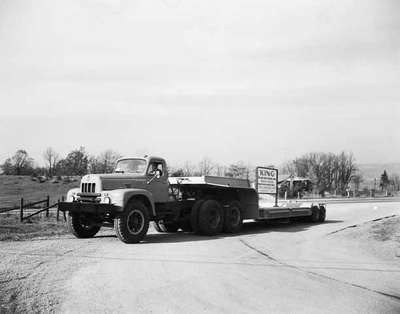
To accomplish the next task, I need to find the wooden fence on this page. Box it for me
[0,196,66,222]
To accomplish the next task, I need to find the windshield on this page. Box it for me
[114,159,147,174]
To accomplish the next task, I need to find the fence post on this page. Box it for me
[46,195,50,218]
[20,198,24,222]
[56,199,60,221]
[62,196,66,221]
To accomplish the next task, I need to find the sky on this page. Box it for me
[0,0,399,168]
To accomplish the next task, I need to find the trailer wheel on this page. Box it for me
[223,201,243,233]
[198,200,224,236]
[190,200,205,234]
[318,205,326,222]
[310,206,320,223]
[114,200,149,243]
[67,212,101,238]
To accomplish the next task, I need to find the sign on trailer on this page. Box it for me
[256,167,278,194]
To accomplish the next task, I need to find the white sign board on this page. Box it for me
[256,167,278,194]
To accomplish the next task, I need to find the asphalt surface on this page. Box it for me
[1,201,400,313]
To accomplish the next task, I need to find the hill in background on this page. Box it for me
[358,163,400,188]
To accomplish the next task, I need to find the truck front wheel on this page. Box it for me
[198,200,224,236]
[223,201,243,233]
[67,212,101,238]
[114,200,149,243]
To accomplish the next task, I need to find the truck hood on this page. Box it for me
[81,173,147,191]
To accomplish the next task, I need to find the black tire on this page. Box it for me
[114,200,149,243]
[223,201,243,233]
[67,212,101,238]
[197,200,224,236]
[190,200,206,234]
[318,205,326,222]
[310,206,320,223]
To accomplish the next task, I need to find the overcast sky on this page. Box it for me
[0,0,399,167]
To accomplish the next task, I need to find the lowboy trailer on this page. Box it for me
[59,156,326,243]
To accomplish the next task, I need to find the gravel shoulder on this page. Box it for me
[0,232,108,313]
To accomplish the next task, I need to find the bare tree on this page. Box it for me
[0,149,35,175]
[215,163,227,177]
[89,150,122,174]
[182,161,195,176]
[225,161,250,179]
[43,147,60,177]
[198,158,214,176]
[281,161,296,177]
[391,174,400,191]
[351,173,363,193]
[57,146,89,176]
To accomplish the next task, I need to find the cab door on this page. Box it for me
[146,159,169,203]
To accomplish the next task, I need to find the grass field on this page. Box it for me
[0,175,77,240]
[0,213,69,241]
[0,175,79,209]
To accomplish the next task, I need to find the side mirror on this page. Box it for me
[115,168,124,173]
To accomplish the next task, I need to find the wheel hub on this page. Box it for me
[127,209,145,235]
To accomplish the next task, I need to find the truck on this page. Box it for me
[59,155,326,243]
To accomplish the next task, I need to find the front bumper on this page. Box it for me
[58,202,121,215]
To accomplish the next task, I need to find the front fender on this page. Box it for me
[108,189,156,216]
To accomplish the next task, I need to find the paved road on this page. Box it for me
[303,197,400,204]
[1,201,400,313]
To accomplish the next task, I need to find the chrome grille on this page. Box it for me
[82,182,96,193]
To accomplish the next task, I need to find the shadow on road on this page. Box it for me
[100,219,344,244]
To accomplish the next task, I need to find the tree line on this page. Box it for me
[0,147,121,177]
[282,152,358,195]
[1,149,398,196]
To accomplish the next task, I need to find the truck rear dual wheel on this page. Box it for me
[67,212,101,238]
[114,200,149,243]
[190,200,205,234]
[197,200,224,236]
[223,201,243,233]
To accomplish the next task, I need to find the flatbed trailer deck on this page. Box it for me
[169,175,324,221]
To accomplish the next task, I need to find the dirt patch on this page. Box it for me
[334,215,400,261]
[369,217,400,242]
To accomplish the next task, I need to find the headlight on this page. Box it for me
[103,196,112,204]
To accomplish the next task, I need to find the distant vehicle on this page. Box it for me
[59,156,326,243]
